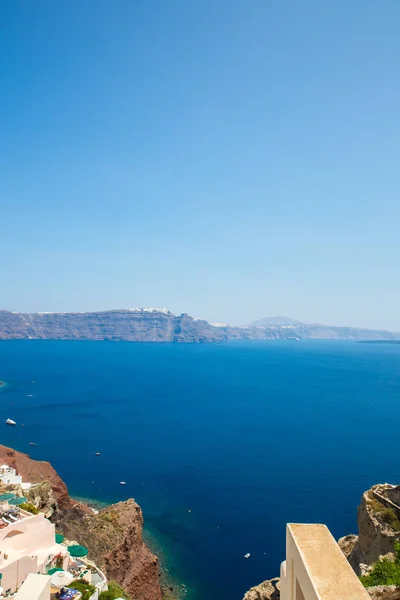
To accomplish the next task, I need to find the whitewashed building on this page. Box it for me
[10,573,51,600]
[0,508,68,594]
[0,467,22,487]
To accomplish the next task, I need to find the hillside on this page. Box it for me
[0,309,398,342]
[0,309,229,343]
[248,316,400,341]
[0,444,163,600]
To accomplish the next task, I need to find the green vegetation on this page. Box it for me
[361,541,400,587]
[100,511,119,524]
[368,495,400,531]
[67,579,96,600]
[19,502,39,515]
[99,580,131,600]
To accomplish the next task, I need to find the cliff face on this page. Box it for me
[345,485,400,572]
[0,445,162,600]
[0,309,229,343]
[57,499,161,600]
[2,309,396,343]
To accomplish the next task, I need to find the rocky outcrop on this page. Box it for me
[0,444,161,600]
[58,499,161,600]
[338,533,359,559]
[367,586,400,600]
[242,578,280,600]
[338,533,364,573]
[347,486,400,572]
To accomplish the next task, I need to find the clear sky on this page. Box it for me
[1,1,400,329]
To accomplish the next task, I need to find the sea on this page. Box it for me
[1,339,400,600]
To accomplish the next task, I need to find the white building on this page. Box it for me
[0,507,68,595]
[11,573,50,600]
[0,467,22,487]
[280,523,370,600]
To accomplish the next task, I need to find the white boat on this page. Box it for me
[244,553,251,559]
[5,419,16,426]
[120,481,127,485]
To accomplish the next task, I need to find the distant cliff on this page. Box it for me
[0,309,398,342]
[0,309,230,342]
[247,316,400,341]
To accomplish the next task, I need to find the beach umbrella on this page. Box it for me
[50,570,74,588]
[0,493,15,501]
[9,497,26,506]
[55,533,65,543]
[68,544,89,557]
[48,567,64,575]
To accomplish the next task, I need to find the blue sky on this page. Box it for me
[1,1,400,328]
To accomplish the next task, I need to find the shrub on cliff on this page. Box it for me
[19,502,39,515]
[67,579,96,600]
[99,580,131,600]
[369,496,400,531]
[361,542,400,587]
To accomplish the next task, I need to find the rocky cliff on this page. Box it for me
[247,317,400,341]
[57,499,161,600]
[0,444,162,600]
[2,309,397,342]
[341,484,400,573]
[242,578,280,600]
[0,309,229,342]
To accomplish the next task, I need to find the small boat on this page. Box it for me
[5,419,16,426]
[95,452,100,456]
[29,442,37,446]
[244,553,251,559]
[120,481,127,485]
[27,394,33,397]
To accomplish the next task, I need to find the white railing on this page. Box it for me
[78,556,108,592]
[59,543,108,593]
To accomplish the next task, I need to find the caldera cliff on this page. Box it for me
[0,444,162,600]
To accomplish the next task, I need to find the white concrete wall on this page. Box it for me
[13,574,50,600]
[0,555,38,593]
[280,528,319,600]
[280,524,370,600]
[1,474,22,485]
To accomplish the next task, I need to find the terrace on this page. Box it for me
[0,505,32,530]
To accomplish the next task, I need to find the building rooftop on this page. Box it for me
[288,523,370,600]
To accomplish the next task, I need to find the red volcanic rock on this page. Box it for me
[0,444,162,600]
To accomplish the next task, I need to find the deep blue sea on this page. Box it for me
[1,340,400,599]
